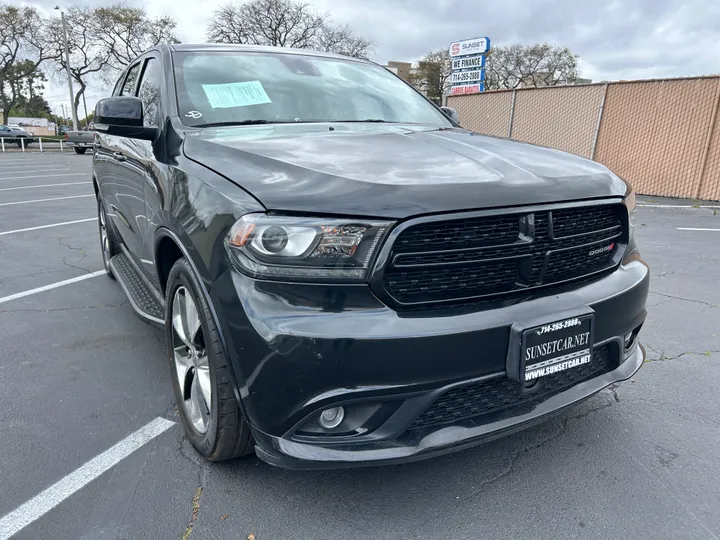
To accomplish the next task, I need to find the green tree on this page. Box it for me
[10,92,52,118]
[0,5,49,122]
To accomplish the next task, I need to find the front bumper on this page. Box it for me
[254,342,644,469]
[210,258,649,469]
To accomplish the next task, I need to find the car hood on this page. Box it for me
[183,124,627,219]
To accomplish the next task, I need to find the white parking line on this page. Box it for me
[0,160,53,165]
[0,271,105,305]
[677,227,720,232]
[1,173,86,180]
[0,162,72,167]
[0,417,175,540]
[0,194,93,207]
[0,182,90,192]
[0,168,69,174]
[639,204,720,208]
[0,218,97,236]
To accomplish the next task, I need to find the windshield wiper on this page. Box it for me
[333,119,396,123]
[195,119,305,128]
[196,119,402,128]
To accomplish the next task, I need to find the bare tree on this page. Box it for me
[0,5,49,123]
[48,6,111,126]
[316,24,372,59]
[207,0,372,58]
[93,4,178,83]
[409,49,451,104]
[485,44,580,90]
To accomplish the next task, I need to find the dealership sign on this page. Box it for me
[450,85,481,95]
[450,70,483,85]
[449,37,490,58]
[451,55,486,71]
[449,37,490,95]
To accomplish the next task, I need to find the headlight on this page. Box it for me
[225,214,393,281]
[624,189,636,239]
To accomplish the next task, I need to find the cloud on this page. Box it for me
[32,0,720,115]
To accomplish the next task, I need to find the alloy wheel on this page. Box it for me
[171,286,211,433]
[99,203,110,270]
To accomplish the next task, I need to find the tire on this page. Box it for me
[165,257,254,461]
[97,196,119,279]
[74,147,87,155]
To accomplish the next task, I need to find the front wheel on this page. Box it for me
[97,196,119,279]
[165,257,254,461]
[74,147,87,155]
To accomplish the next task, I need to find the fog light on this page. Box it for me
[319,407,345,429]
[624,331,634,349]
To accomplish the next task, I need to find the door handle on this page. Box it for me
[112,152,127,162]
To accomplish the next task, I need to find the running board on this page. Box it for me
[109,252,165,328]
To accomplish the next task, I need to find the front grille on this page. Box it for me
[409,344,617,430]
[380,203,625,308]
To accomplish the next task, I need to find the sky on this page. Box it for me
[23,0,720,120]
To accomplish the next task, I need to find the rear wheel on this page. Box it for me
[165,257,254,461]
[98,196,119,279]
[74,147,87,155]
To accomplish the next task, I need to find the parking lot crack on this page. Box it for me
[55,237,95,274]
[469,397,615,496]
[648,291,718,309]
[644,347,719,363]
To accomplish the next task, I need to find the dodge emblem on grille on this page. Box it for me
[588,243,615,256]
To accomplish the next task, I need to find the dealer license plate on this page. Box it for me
[521,314,594,382]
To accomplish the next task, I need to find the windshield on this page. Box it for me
[172,51,452,128]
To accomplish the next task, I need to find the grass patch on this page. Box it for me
[180,486,203,540]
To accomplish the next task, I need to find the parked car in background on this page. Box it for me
[65,130,95,154]
[0,124,34,147]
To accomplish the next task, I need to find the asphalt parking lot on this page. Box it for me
[1,151,718,540]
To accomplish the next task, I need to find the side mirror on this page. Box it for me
[440,106,460,125]
[94,97,158,141]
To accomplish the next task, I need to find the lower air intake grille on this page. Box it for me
[409,344,617,430]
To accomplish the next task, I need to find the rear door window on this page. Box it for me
[135,58,162,127]
[121,63,141,96]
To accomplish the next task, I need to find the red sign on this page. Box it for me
[451,85,480,95]
[450,43,460,56]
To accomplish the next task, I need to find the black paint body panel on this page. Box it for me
[92,44,648,469]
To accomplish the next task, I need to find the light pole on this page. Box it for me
[55,6,79,131]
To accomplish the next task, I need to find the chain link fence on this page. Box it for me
[448,75,720,201]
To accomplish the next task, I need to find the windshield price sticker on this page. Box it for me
[202,80,272,109]
[450,70,483,84]
[451,55,486,71]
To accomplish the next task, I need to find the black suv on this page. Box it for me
[92,44,648,469]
